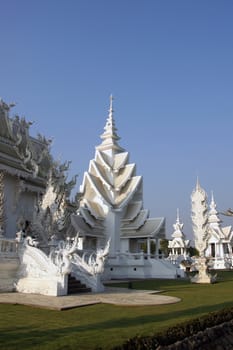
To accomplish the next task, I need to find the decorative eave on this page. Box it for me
[121,217,165,239]
[0,161,46,190]
[71,214,104,237]
[121,209,149,230]
[114,163,135,191]
[89,160,112,190]
[222,225,232,239]
[79,206,104,229]
[95,150,112,171]
[122,201,143,222]
[169,238,190,249]
[113,152,129,171]
[0,151,31,172]
[116,176,142,208]
[82,198,105,220]
[208,226,225,240]
[80,171,113,206]
[0,100,52,180]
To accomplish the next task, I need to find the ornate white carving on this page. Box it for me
[15,234,110,295]
[49,235,79,275]
[73,239,110,274]
[71,239,110,292]
[191,179,209,256]
[49,234,110,291]
[29,161,78,246]
[16,238,67,296]
[191,180,215,283]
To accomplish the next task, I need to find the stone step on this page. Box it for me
[68,275,91,294]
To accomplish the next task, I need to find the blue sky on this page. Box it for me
[1,0,233,240]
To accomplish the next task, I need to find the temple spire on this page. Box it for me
[96,95,125,154]
[172,208,184,238]
[196,176,200,191]
[209,190,221,224]
[109,94,114,118]
[176,208,180,223]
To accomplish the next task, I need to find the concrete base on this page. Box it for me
[16,275,68,296]
[103,255,184,280]
[191,257,216,284]
[190,272,216,284]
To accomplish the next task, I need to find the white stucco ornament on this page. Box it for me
[15,233,110,295]
[191,179,216,283]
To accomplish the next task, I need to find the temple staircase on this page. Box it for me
[68,275,92,294]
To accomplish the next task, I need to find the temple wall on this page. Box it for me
[3,173,40,239]
[120,239,129,253]
[103,256,181,280]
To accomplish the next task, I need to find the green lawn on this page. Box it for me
[1,271,233,350]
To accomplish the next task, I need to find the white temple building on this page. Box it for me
[0,99,109,295]
[191,180,233,270]
[0,96,184,296]
[71,97,183,279]
[0,99,53,238]
[205,192,233,269]
[168,209,190,263]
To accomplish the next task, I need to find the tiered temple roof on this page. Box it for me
[72,97,165,242]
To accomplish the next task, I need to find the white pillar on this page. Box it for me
[155,238,160,257]
[147,238,151,255]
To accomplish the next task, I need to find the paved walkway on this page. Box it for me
[0,287,180,310]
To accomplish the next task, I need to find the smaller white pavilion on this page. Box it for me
[168,209,190,263]
[205,192,233,269]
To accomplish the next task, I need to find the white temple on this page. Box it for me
[3,95,233,295]
[0,99,53,238]
[205,192,233,269]
[0,99,110,295]
[168,209,190,262]
[0,97,184,296]
[71,96,183,279]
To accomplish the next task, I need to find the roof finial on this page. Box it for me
[109,94,114,119]
[176,208,180,223]
[196,175,200,190]
[211,190,214,202]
